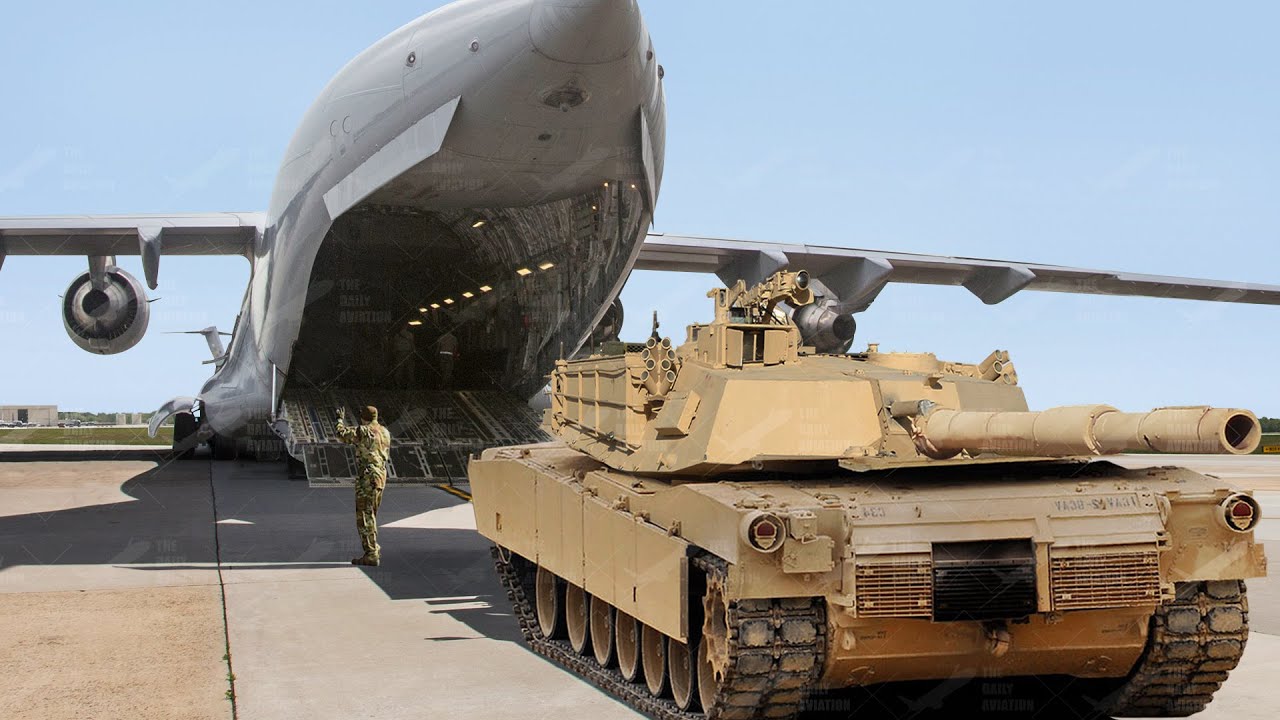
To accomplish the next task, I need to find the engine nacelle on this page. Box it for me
[62,266,150,354]
[792,302,856,354]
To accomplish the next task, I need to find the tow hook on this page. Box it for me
[985,622,1012,657]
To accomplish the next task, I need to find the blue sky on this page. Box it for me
[0,1,1276,415]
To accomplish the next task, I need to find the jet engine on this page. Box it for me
[62,263,150,354]
[792,302,856,354]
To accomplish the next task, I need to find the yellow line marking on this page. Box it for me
[434,483,473,502]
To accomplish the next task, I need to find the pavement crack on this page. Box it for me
[209,461,239,719]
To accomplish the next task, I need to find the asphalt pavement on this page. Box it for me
[0,453,1277,720]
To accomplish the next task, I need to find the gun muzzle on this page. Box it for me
[913,405,1262,459]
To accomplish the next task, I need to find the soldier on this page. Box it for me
[436,329,459,388]
[336,405,392,566]
[392,324,417,388]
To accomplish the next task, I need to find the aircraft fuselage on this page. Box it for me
[200,0,665,439]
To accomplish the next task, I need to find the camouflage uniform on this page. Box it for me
[336,408,392,564]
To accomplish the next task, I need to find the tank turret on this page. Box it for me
[548,271,1261,474]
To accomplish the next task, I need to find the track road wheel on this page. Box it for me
[669,639,698,711]
[641,624,669,698]
[534,566,565,639]
[566,584,591,655]
[698,567,731,712]
[691,555,827,720]
[1093,580,1250,717]
[616,610,643,683]
[697,635,721,714]
[589,596,616,668]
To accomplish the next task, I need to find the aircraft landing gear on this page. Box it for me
[210,434,239,461]
[172,413,199,460]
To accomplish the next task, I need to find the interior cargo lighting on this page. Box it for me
[408,320,423,326]
[443,298,455,305]
[430,303,441,310]
[516,268,533,277]
[462,292,474,299]
[538,262,555,271]
[472,220,486,228]
[479,285,492,293]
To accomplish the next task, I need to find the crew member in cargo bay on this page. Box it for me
[336,405,392,566]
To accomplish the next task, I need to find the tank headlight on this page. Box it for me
[741,512,786,554]
[1219,494,1261,533]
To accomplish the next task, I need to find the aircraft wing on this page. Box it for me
[0,212,263,288]
[637,233,1280,313]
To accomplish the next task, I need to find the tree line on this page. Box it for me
[1262,417,1280,434]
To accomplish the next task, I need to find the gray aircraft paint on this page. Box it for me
[204,0,664,438]
[2,0,1278,447]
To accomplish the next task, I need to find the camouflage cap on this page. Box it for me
[360,406,378,423]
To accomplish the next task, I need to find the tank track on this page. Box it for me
[1097,580,1249,717]
[490,548,826,720]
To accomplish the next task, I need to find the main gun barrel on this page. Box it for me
[913,405,1262,459]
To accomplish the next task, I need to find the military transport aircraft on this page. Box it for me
[2,0,1278,482]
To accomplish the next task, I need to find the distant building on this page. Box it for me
[0,405,58,426]
[131,412,143,425]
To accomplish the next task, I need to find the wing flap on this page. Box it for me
[0,212,263,257]
[638,233,1280,307]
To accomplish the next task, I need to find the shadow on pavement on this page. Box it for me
[0,458,520,645]
[0,457,1123,718]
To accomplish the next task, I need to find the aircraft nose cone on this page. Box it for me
[530,0,642,64]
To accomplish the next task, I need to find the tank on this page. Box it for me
[469,271,1267,719]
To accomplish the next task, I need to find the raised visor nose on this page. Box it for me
[530,0,641,64]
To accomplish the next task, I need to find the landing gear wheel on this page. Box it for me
[616,610,643,683]
[641,624,669,698]
[535,566,565,639]
[566,584,591,655]
[589,595,616,667]
[669,639,698,711]
[211,434,238,461]
[172,413,198,460]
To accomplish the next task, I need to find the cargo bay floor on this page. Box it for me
[1,453,1277,720]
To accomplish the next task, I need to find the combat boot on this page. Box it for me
[351,555,380,567]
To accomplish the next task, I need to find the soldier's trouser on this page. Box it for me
[355,480,384,559]
[439,352,455,388]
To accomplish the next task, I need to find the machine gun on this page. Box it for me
[712,270,814,326]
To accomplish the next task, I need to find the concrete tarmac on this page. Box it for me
[0,453,1277,720]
